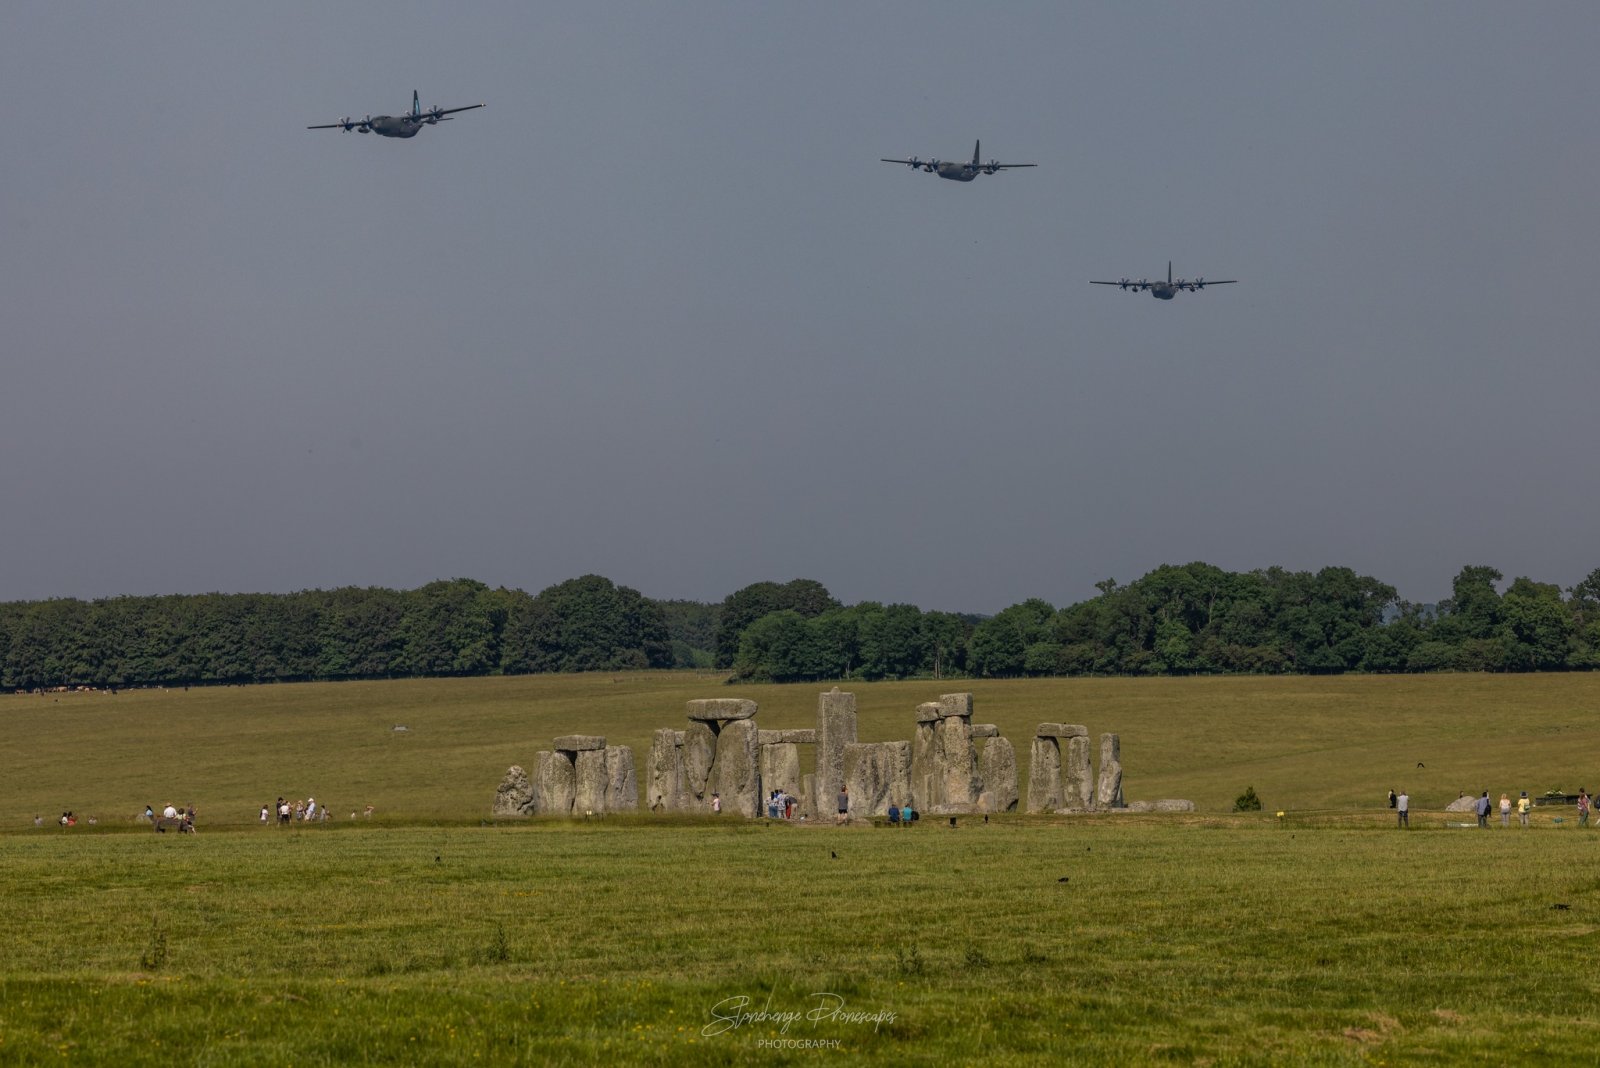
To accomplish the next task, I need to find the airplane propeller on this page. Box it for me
[357,114,373,133]
[1118,278,1132,290]
[923,158,940,172]
[903,156,922,169]
[424,105,448,124]
[983,158,1002,174]
[1193,277,1206,290]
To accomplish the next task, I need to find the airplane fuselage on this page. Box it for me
[365,116,424,138]
[932,163,979,181]
[1149,285,1177,300]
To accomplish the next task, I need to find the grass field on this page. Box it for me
[4,673,1600,1064]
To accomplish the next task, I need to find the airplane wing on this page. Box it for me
[425,103,486,119]
[985,163,1037,169]
[307,122,352,129]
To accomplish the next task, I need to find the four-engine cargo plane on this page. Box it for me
[1091,262,1237,300]
[308,91,484,138]
[880,140,1036,182]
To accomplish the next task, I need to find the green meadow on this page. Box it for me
[3,673,1600,1064]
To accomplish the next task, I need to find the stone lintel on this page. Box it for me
[553,734,606,752]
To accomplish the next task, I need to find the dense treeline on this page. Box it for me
[3,562,1598,691]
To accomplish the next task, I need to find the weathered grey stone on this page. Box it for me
[814,688,857,817]
[1119,801,1155,813]
[1096,733,1124,809]
[1035,723,1088,739]
[710,717,761,817]
[757,729,818,745]
[1027,737,1062,813]
[537,750,575,817]
[645,729,681,812]
[686,698,758,722]
[604,745,638,811]
[910,720,937,811]
[938,692,974,719]
[844,741,913,818]
[971,723,999,739]
[800,773,817,821]
[681,721,717,805]
[914,702,941,724]
[1153,799,1194,812]
[553,734,606,752]
[759,742,802,811]
[1445,795,1477,813]
[931,713,981,812]
[573,749,608,815]
[977,738,1019,814]
[1063,734,1094,811]
[493,765,535,817]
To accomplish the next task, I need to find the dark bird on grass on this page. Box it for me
[830,851,838,859]
[435,855,441,863]
[1057,877,1069,883]
[1552,903,1571,910]
[1417,762,1425,768]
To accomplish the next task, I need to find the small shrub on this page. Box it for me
[139,914,169,972]
[963,945,991,970]
[1234,786,1262,812]
[893,943,924,977]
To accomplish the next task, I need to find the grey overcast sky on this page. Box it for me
[3,3,1597,614]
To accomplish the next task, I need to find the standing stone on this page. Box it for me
[645,729,681,812]
[844,741,913,818]
[977,738,1019,814]
[932,713,981,812]
[710,717,761,817]
[604,745,638,812]
[910,718,938,812]
[1063,734,1094,811]
[539,751,576,817]
[1096,733,1124,810]
[759,742,802,811]
[1027,737,1062,813]
[682,721,718,806]
[573,749,608,815]
[814,688,858,817]
[493,765,535,817]
[799,774,817,821]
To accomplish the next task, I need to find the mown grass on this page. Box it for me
[2,818,1599,1065]
[4,673,1600,1064]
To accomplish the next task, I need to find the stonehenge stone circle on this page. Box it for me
[495,686,1168,821]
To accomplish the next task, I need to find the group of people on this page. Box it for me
[265,796,328,824]
[765,790,798,819]
[147,803,196,833]
[1389,787,1593,828]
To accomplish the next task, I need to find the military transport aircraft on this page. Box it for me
[308,91,484,138]
[1091,263,1237,300]
[880,141,1036,182]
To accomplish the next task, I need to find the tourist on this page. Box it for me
[144,805,154,822]
[903,804,917,825]
[260,804,269,823]
[1579,789,1590,828]
[836,786,849,825]
[162,803,178,823]
[278,798,290,825]
[33,815,42,828]
[888,803,901,825]
[1396,790,1409,828]
[1517,791,1531,828]
[306,797,317,821]
[767,791,781,819]
[711,792,721,815]
[1500,793,1511,826]
[1387,789,1396,810]
[1475,791,1490,829]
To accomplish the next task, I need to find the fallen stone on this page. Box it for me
[1444,795,1477,813]
[553,734,606,752]
[1152,799,1194,812]
[686,698,758,722]
[492,765,535,817]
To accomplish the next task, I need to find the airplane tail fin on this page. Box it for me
[1168,261,1173,285]
[413,90,420,118]
[973,140,981,166]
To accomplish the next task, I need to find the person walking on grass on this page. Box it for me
[1475,791,1491,829]
[1500,793,1511,827]
[1396,789,1409,828]
[1517,791,1531,828]
[1579,789,1591,828]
